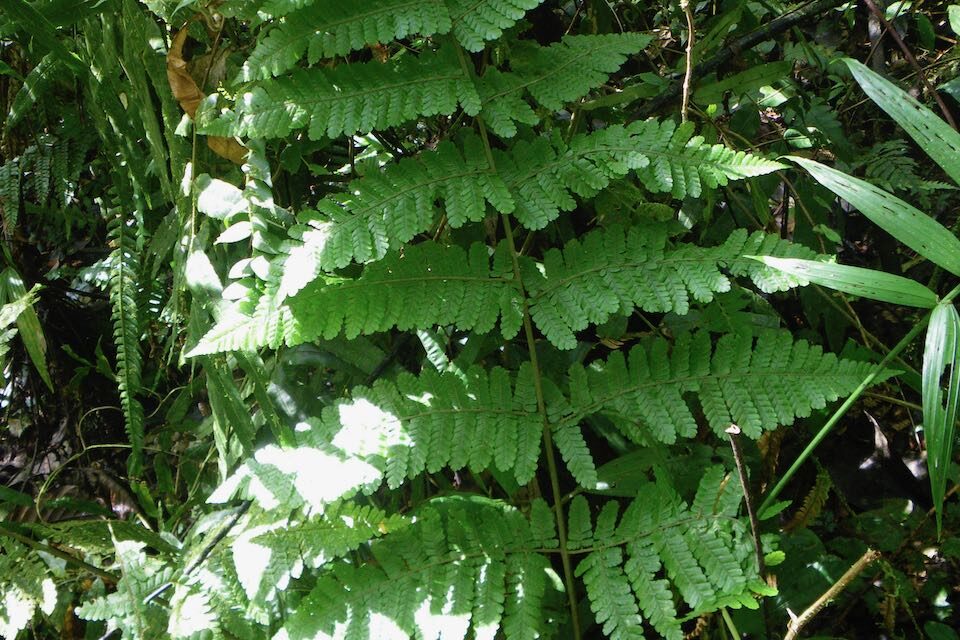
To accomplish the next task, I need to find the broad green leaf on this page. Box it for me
[789,156,960,277]
[748,257,938,308]
[1,268,53,390]
[948,5,960,37]
[922,302,960,536]
[843,58,960,186]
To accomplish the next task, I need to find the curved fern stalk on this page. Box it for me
[477,34,652,137]
[206,45,480,140]
[108,215,145,476]
[241,0,453,80]
[562,330,897,445]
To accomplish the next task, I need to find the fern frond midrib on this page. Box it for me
[504,142,642,188]
[303,273,511,292]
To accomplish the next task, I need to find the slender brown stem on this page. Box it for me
[861,0,958,131]
[784,549,881,640]
[726,424,765,577]
[680,0,695,123]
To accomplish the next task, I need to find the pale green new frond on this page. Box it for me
[108,216,145,475]
[278,135,513,298]
[564,330,894,443]
[281,498,553,640]
[632,120,787,198]
[220,46,480,140]
[447,0,546,51]
[478,34,650,137]
[242,0,452,80]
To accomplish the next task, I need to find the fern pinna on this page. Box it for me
[0,0,900,638]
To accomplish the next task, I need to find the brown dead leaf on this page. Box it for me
[167,26,247,164]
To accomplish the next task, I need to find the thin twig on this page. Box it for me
[861,0,958,131]
[680,0,695,123]
[784,548,881,640]
[726,425,765,576]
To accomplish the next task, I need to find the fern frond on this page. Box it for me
[632,120,787,198]
[478,34,650,137]
[524,224,820,349]
[0,540,54,639]
[447,0,546,51]
[0,158,20,231]
[108,216,145,475]
[233,502,408,603]
[242,0,452,80]
[278,135,513,298]
[280,498,554,640]
[563,330,894,442]
[5,54,59,131]
[214,364,542,511]
[76,540,171,639]
[190,241,521,355]
[219,46,480,140]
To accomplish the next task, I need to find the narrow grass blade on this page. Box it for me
[844,58,960,187]
[922,302,960,536]
[789,156,960,277]
[748,257,938,308]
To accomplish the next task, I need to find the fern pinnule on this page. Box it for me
[278,135,513,298]
[562,330,894,444]
[478,34,651,137]
[448,0,546,51]
[241,0,452,80]
[222,46,480,140]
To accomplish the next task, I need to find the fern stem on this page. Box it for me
[760,283,960,515]
[472,112,582,639]
[0,523,117,584]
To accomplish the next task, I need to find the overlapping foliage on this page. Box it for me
[1,0,957,638]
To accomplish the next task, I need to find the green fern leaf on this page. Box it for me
[447,0,545,51]
[6,53,59,131]
[242,0,452,80]
[0,157,20,231]
[211,365,543,511]
[220,45,480,140]
[524,224,820,349]
[278,135,513,298]
[76,540,172,639]
[567,495,593,550]
[577,547,645,639]
[234,502,408,603]
[563,330,895,443]
[0,540,55,639]
[633,120,787,198]
[108,216,145,475]
[478,34,651,137]
[281,498,548,640]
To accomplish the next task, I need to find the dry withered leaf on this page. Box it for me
[166,26,246,164]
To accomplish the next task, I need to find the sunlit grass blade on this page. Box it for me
[788,156,960,277]
[0,267,53,391]
[747,257,938,308]
[843,58,960,187]
[922,302,960,536]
